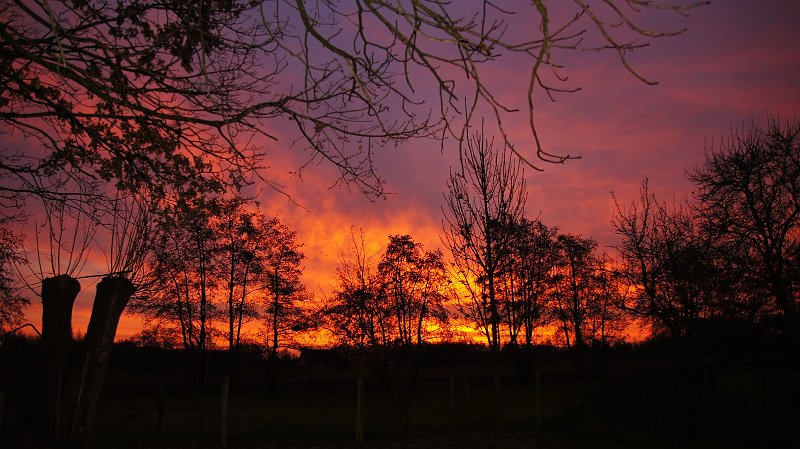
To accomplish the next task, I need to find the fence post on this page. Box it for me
[157,378,165,438]
[0,389,5,437]
[355,365,365,446]
[449,374,455,409]
[535,371,542,430]
[221,376,230,448]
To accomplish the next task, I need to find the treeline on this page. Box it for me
[432,118,798,382]
[5,118,798,378]
[128,196,308,388]
[0,119,797,448]
[198,117,796,390]
[339,117,799,381]
[613,118,799,352]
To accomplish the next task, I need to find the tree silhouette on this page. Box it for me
[502,218,557,378]
[502,219,557,346]
[214,198,265,381]
[443,126,526,391]
[261,217,307,391]
[612,180,717,342]
[689,118,800,335]
[0,1,709,444]
[378,234,449,349]
[325,228,386,445]
[550,233,598,376]
[583,251,627,377]
[8,195,151,448]
[327,228,388,350]
[135,197,222,387]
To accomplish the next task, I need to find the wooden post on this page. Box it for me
[448,373,456,431]
[157,378,165,438]
[702,367,709,424]
[355,365,364,446]
[449,374,455,409]
[0,389,6,437]
[221,376,230,448]
[535,371,542,430]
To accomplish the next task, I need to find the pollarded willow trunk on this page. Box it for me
[63,276,135,449]
[40,275,81,445]
[37,275,135,448]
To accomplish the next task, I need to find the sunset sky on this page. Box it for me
[14,0,800,341]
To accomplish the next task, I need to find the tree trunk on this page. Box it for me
[63,276,135,448]
[40,274,81,446]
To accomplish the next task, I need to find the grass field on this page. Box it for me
[94,369,581,448]
[88,359,800,449]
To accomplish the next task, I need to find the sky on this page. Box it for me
[12,0,800,341]
[261,1,800,295]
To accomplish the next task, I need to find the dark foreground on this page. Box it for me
[89,354,798,449]
[3,340,799,448]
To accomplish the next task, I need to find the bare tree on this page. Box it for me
[260,217,307,390]
[501,218,557,378]
[550,233,598,376]
[214,198,264,377]
[689,118,800,334]
[326,228,389,350]
[135,198,222,377]
[61,195,151,448]
[378,234,450,349]
[584,252,628,377]
[8,194,152,448]
[443,126,526,390]
[324,228,386,445]
[612,180,717,342]
[413,247,452,346]
[12,201,93,447]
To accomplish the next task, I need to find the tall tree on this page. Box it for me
[550,233,598,376]
[326,228,388,350]
[501,218,557,378]
[689,118,800,334]
[584,252,627,377]
[136,198,221,362]
[502,218,557,350]
[612,181,717,342]
[413,248,452,346]
[261,218,307,390]
[213,198,265,380]
[324,228,385,445]
[443,127,526,389]
[379,235,420,349]
[378,235,449,349]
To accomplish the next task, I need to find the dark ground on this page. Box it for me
[86,345,799,449]
[3,339,799,448]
